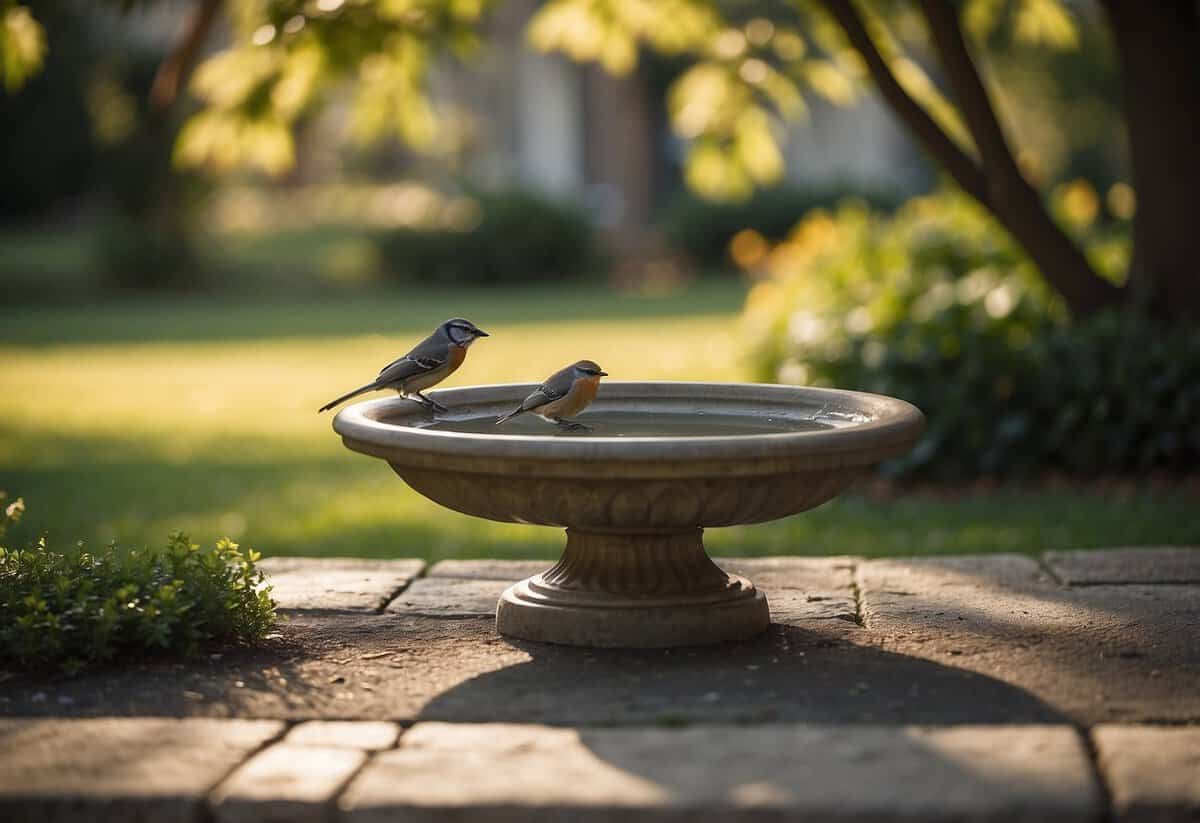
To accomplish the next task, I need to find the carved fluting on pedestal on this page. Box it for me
[540,529,729,596]
[495,527,770,646]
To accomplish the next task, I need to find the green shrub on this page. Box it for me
[743,188,1199,478]
[660,184,903,271]
[375,189,598,284]
[0,504,275,673]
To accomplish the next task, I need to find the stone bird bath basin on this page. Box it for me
[333,382,923,648]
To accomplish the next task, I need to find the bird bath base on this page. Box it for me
[497,528,768,647]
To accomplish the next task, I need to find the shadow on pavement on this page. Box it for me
[415,623,1067,726]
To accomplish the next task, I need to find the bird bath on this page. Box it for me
[333,382,924,648]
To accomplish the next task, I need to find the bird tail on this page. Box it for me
[318,382,379,413]
[496,406,525,425]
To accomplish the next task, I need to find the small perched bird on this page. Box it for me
[496,360,608,431]
[318,318,488,414]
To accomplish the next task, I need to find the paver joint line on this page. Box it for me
[374,580,415,614]
[204,722,413,822]
[375,557,439,612]
[1078,724,1117,823]
[259,557,427,614]
[202,719,291,811]
[336,722,1105,822]
[1034,554,1068,587]
[1092,725,1200,822]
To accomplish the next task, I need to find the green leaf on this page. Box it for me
[1015,0,1078,50]
[0,4,45,92]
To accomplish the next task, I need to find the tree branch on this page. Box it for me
[816,0,987,202]
[915,0,1121,315]
[149,0,223,112]
[917,0,1016,174]
[820,0,1122,317]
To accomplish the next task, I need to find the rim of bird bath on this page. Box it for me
[332,381,924,647]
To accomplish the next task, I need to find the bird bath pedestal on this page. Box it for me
[333,382,923,648]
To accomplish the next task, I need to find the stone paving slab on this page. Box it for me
[285,720,401,750]
[721,556,860,623]
[340,721,1101,822]
[428,559,552,580]
[716,555,858,588]
[0,717,283,823]
[386,577,506,617]
[210,743,366,823]
[259,557,425,612]
[0,614,516,722]
[1045,547,1200,585]
[1093,725,1200,822]
[0,613,1057,725]
[862,553,1055,592]
[767,588,859,623]
[858,555,1200,723]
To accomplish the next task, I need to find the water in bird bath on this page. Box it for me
[419,410,834,437]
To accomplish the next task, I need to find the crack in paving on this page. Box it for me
[850,562,865,627]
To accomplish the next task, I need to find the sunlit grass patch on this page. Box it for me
[2,282,1196,558]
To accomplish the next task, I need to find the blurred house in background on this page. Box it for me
[439,4,924,243]
[284,0,926,250]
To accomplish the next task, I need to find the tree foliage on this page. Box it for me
[0,0,1081,192]
[0,1,44,92]
[5,1,1196,318]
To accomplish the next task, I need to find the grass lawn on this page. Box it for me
[2,279,1196,561]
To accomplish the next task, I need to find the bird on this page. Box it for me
[496,360,608,431]
[318,318,489,414]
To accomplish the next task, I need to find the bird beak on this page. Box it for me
[598,371,609,377]
[474,329,490,337]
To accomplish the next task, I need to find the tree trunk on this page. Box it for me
[1101,0,1200,322]
[149,0,223,112]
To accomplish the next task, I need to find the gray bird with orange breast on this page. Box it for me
[318,318,488,414]
[497,360,608,431]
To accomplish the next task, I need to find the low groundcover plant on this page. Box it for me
[0,494,276,674]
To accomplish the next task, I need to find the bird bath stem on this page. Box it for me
[498,528,767,647]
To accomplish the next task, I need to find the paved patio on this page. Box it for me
[1,548,1197,821]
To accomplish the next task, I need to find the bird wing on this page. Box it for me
[521,365,575,410]
[518,386,559,411]
[376,334,450,386]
